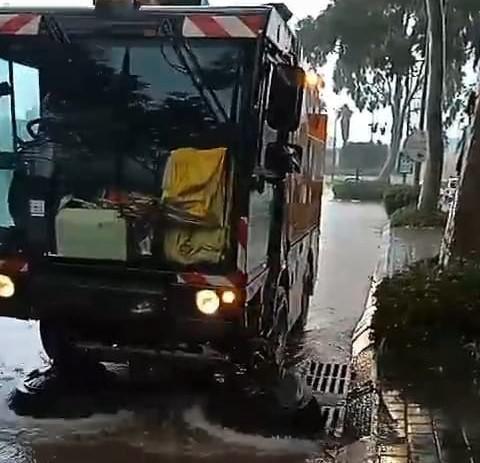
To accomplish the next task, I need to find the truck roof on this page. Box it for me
[0,4,296,53]
[0,5,271,14]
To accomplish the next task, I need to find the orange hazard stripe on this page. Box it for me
[309,114,328,142]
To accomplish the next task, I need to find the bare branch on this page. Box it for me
[405,59,426,107]
[374,70,394,107]
[386,78,394,106]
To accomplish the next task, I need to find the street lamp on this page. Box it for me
[332,107,341,181]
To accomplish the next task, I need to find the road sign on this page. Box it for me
[398,152,414,175]
[404,130,427,163]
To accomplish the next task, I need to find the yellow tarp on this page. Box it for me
[163,227,228,266]
[162,147,230,265]
[162,147,227,227]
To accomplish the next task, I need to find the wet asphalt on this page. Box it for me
[0,193,388,463]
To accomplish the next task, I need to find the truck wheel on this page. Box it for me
[39,321,97,373]
[249,285,288,384]
[270,286,289,368]
[247,284,289,381]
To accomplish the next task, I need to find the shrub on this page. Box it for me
[373,257,480,348]
[383,185,420,216]
[390,205,447,228]
[332,181,386,201]
[372,259,480,416]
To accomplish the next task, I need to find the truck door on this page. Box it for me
[246,64,278,284]
[0,57,41,216]
[262,70,327,328]
[253,62,305,328]
[0,56,40,319]
[0,58,17,229]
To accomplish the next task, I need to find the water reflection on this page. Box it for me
[0,442,33,463]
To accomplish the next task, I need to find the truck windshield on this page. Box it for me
[59,38,240,144]
[0,36,253,269]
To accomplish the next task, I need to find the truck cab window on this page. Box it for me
[0,60,40,229]
[0,59,13,153]
[0,59,40,151]
[0,59,14,229]
[12,62,40,143]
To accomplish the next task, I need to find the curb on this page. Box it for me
[341,225,447,462]
[335,226,390,462]
[351,224,391,360]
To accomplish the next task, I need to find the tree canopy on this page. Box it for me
[298,0,480,179]
[299,0,425,108]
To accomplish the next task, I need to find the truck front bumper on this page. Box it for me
[26,268,249,350]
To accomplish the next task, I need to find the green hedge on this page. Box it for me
[383,185,420,216]
[372,259,480,416]
[390,205,447,228]
[332,181,386,201]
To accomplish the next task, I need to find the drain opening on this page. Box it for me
[305,361,351,395]
[322,406,346,436]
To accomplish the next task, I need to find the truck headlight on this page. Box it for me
[195,290,220,315]
[221,290,236,304]
[0,275,15,298]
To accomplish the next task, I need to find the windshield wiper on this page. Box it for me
[160,19,229,125]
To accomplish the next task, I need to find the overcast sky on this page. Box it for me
[210,1,398,145]
[209,0,325,21]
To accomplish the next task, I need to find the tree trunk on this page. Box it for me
[415,37,430,187]
[418,0,445,213]
[442,97,480,261]
[377,76,405,182]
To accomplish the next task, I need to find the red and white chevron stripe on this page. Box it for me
[177,272,246,288]
[0,14,41,35]
[182,15,265,38]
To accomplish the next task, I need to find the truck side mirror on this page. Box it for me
[267,65,305,132]
[265,143,303,179]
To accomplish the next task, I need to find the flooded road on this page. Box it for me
[0,195,388,463]
[305,198,387,364]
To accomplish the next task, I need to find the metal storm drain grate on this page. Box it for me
[321,406,346,437]
[305,361,350,395]
[300,360,351,437]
